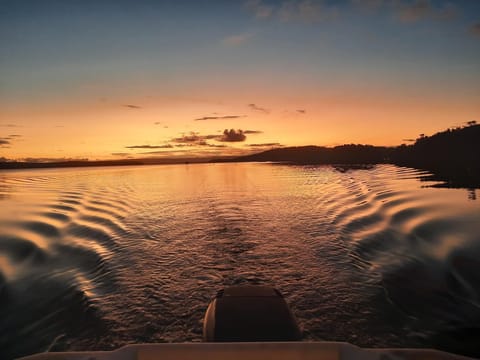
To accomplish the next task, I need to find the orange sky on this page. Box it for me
[1,0,479,161]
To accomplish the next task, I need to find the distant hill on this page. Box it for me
[233,124,480,187]
[0,159,145,169]
[232,144,391,164]
[1,124,478,187]
[0,156,226,170]
[391,124,480,186]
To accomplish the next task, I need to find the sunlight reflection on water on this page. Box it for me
[0,163,479,358]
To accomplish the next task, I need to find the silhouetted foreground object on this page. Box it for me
[203,285,301,342]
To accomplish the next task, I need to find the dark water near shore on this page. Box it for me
[1,163,479,359]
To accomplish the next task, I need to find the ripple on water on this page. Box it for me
[0,235,48,266]
[0,273,105,359]
[17,220,61,238]
[40,211,71,223]
[77,214,128,235]
[49,204,77,212]
[1,163,479,359]
[65,223,118,250]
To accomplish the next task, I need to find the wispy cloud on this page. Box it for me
[395,0,458,23]
[247,142,283,147]
[202,143,228,148]
[351,0,384,11]
[248,103,269,114]
[394,0,432,22]
[126,144,173,149]
[470,23,480,37]
[244,130,263,134]
[361,0,458,23]
[296,109,306,114]
[246,0,338,23]
[172,132,209,143]
[222,33,253,46]
[245,0,274,19]
[0,134,22,148]
[278,0,339,23]
[0,124,19,128]
[247,0,458,24]
[111,152,130,156]
[123,104,142,109]
[6,134,22,139]
[194,115,245,121]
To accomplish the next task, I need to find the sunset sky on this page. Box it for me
[1,0,479,161]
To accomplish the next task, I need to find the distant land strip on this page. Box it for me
[1,125,479,188]
[228,124,480,188]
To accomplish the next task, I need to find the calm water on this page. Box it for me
[1,163,479,358]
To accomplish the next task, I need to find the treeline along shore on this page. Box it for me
[1,124,479,187]
[231,124,480,188]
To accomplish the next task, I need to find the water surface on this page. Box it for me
[1,163,479,358]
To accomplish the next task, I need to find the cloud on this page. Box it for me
[198,142,228,148]
[351,0,385,11]
[171,129,250,145]
[296,109,306,114]
[248,142,282,147]
[222,33,253,46]
[244,130,263,134]
[139,150,178,154]
[248,103,269,114]
[0,134,23,147]
[126,138,229,153]
[219,129,246,142]
[207,143,228,148]
[172,132,205,143]
[123,104,142,109]
[392,0,457,23]
[245,0,274,19]
[5,134,22,139]
[194,115,245,121]
[470,23,480,37]
[111,152,130,156]
[394,0,431,22]
[171,132,223,145]
[172,144,192,148]
[278,0,339,23]
[125,144,173,149]
[246,0,338,23]
[247,0,457,24]
[0,124,19,127]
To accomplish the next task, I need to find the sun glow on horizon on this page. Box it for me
[1,0,479,161]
